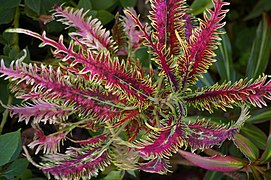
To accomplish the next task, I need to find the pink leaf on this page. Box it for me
[180,0,229,87]
[139,157,170,174]
[185,120,236,150]
[53,6,115,52]
[2,100,71,124]
[179,150,245,172]
[136,124,184,158]
[41,147,109,179]
[28,130,67,154]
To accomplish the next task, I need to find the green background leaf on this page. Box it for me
[233,134,260,162]
[78,0,92,10]
[0,8,16,25]
[2,158,29,179]
[91,0,117,10]
[0,129,21,166]
[246,14,271,79]
[0,0,21,9]
[260,134,271,162]
[190,0,213,15]
[25,0,41,15]
[120,0,137,7]
[96,10,114,25]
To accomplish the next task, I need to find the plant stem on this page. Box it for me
[0,7,20,135]
[0,95,13,134]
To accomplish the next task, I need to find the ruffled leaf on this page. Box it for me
[150,0,188,54]
[5,29,154,103]
[184,120,236,150]
[179,0,229,88]
[135,124,184,158]
[28,129,67,154]
[2,100,71,124]
[0,59,122,121]
[124,9,179,89]
[40,147,110,179]
[53,6,116,52]
[139,157,170,174]
[185,76,271,112]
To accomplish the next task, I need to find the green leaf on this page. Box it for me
[96,10,114,25]
[120,0,137,7]
[78,0,92,10]
[25,0,41,15]
[233,134,260,162]
[204,171,223,180]
[191,0,214,16]
[245,0,271,20]
[0,8,16,24]
[102,171,124,180]
[8,135,22,162]
[247,109,271,123]
[46,21,65,34]
[197,73,214,87]
[250,165,264,180]
[90,0,117,10]
[2,158,29,179]
[240,123,267,150]
[246,14,271,79]
[40,0,65,14]
[260,134,271,162]
[215,29,236,82]
[0,0,21,9]
[0,129,21,166]
[179,150,245,172]
[135,47,150,68]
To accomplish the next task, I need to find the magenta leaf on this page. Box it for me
[139,157,170,174]
[41,147,109,179]
[185,76,271,112]
[136,125,184,158]
[179,0,229,87]
[179,150,245,172]
[185,120,236,150]
[53,6,115,52]
[2,100,71,124]
[28,130,67,154]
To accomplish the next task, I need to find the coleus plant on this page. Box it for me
[0,0,271,179]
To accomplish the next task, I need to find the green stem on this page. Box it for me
[0,7,20,135]
[0,95,13,134]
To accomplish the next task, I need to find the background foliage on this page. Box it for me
[0,0,270,179]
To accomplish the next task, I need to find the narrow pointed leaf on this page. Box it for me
[233,134,260,162]
[260,134,271,162]
[215,28,236,82]
[179,150,245,172]
[240,123,267,150]
[247,109,271,123]
[246,14,271,79]
[244,0,271,20]
[191,0,214,16]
